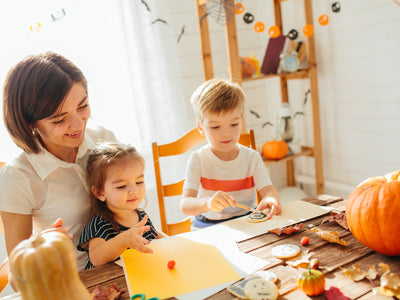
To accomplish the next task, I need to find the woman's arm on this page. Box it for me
[1,212,32,255]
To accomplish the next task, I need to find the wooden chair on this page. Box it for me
[0,162,9,293]
[152,128,256,236]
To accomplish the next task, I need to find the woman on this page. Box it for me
[0,52,117,271]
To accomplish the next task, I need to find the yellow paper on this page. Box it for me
[121,236,241,299]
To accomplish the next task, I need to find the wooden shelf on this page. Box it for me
[195,0,324,194]
[263,146,314,166]
[243,70,309,83]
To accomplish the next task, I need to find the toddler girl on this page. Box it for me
[78,142,165,269]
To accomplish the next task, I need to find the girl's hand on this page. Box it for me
[41,218,73,239]
[207,191,236,212]
[123,215,153,253]
[257,197,282,219]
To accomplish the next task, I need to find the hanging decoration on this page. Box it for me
[331,2,341,12]
[302,24,314,37]
[203,0,238,25]
[268,25,281,38]
[318,14,329,26]
[235,2,245,14]
[254,21,265,33]
[243,12,254,24]
[287,29,299,40]
[29,7,67,33]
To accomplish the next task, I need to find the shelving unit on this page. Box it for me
[195,0,324,194]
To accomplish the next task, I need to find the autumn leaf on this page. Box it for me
[324,286,350,300]
[286,251,314,268]
[308,227,346,245]
[91,284,122,300]
[268,223,303,236]
[320,210,348,229]
[341,264,377,281]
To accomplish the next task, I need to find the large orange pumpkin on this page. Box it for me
[262,140,289,160]
[346,170,400,256]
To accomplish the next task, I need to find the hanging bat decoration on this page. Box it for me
[250,109,261,118]
[304,89,310,105]
[151,18,168,25]
[293,111,305,119]
[141,0,151,12]
[262,121,273,128]
[199,12,209,26]
[177,25,186,43]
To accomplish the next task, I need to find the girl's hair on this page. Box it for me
[2,51,88,153]
[191,78,245,123]
[86,142,145,231]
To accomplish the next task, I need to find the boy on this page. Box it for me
[180,78,281,228]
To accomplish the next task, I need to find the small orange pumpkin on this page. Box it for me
[262,140,288,160]
[298,266,325,296]
[346,170,400,256]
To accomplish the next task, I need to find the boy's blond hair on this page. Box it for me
[191,78,245,122]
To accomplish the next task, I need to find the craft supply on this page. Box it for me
[271,244,300,259]
[247,211,268,223]
[236,203,259,213]
[244,277,278,300]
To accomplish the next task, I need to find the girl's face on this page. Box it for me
[34,82,90,161]
[197,108,243,160]
[97,159,146,214]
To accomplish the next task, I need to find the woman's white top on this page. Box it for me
[0,126,116,271]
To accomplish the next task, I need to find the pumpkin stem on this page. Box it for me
[30,235,45,248]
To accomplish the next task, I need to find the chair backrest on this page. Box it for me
[0,162,9,293]
[152,128,256,236]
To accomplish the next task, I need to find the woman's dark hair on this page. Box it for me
[86,142,145,231]
[2,51,88,153]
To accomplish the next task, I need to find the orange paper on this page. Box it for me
[121,236,241,299]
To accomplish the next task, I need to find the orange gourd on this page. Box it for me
[346,170,400,256]
[298,266,325,296]
[262,140,288,160]
[9,231,91,300]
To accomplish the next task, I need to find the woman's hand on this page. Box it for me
[41,218,73,239]
[257,197,282,219]
[122,215,153,253]
[207,191,236,212]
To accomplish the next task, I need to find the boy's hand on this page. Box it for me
[207,191,236,212]
[256,197,282,219]
[123,215,153,253]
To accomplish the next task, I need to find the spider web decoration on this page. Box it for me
[205,0,241,25]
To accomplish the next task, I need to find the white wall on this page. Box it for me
[166,0,400,201]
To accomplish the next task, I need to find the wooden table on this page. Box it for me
[79,195,400,299]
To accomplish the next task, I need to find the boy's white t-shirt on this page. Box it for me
[0,126,117,271]
[183,144,272,221]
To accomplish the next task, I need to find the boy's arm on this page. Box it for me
[180,189,236,216]
[256,185,281,219]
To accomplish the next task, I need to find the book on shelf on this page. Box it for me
[260,35,286,75]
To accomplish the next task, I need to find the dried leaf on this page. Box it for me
[366,264,378,280]
[286,252,314,268]
[91,284,122,300]
[268,223,303,236]
[320,210,348,229]
[341,264,368,281]
[308,227,346,245]
[324,286,350,300]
